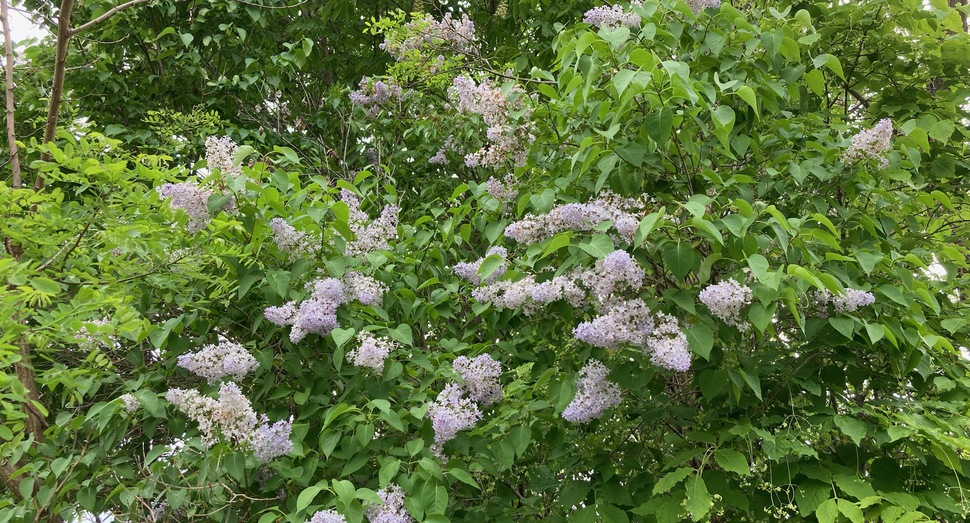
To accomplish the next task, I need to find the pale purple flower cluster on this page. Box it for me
[647,313,691,372]
[365,484,413,523]
[843,119,893,168]
[699,278,753,331]
[504,193,645,245]
[205,135,241,180]
[309,510,347,523]
[453,354,502,405]
[157,181,215,234]
[265,274,386,343]
[381,13,477,59]
[120,393,140,413]
[341,189,400,256]
[426,383,483,446]
[76,317,113,348]
[583,3,641,29]
[573,299,692,372]
[348,332,398,372]
[449,76,534,168]
[562,360,622,423]
[177,340,260,383]
[249,416,294,462]
[812,288,876,315]
[350,77,406,117]
[429,135,455,165]
[486,174,518,202]
[453,246,508,285]
[166,382,292,461]
[270,218,316,256]
[469,250,643,312]
[685,0,721,13]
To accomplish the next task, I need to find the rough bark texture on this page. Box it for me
[33,0,73,191]
[1,0,20,186]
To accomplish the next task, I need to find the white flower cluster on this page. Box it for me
[842,118,893,168]
[485,174,518,203]
[562,360,622,423]
[381,12,477,58]
[120,393,140,413]
[685,0,721,13]
[264,274,387,343]
[449,76,534,168]
[347,332,398,372]
[270,217,317,256]
[308,510,346,523]
[811,288,876,315]
[453,246,508,285]
[470,250,643,312]
[176,340,260,384]
[583,3,641,29]
[452,354,502,405]
[699,278,753,331]
[365,484,413,523]
[75,317,114,349]
[573,299,692,372]
[504,192,647,246]
[341,189,400,256]
[426,383,483,446]
[205,136,242,180]
[165,382,292,462]
[157,181,215,234]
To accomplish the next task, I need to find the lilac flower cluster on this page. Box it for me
[365,484,413,523]
[75,317,113,348]
[453,246,508,285]
[120,393,140,413]
[647,313,691,372]
[426,383,482,446]
[583,3,641,29]
[573,298,655,349]
[205,136,242,180]
[308,510,347,523]
[347,332,398,372]
[381,13,477,59]
[177,340,260,384]
[470,250,642,312]
[350,77,406,117]
[842,119,893,168]
[157,181,215,234]
[504,192,645,245]
[449,76,534,168]
[811,288,876,315]
[165,382,292,461]
[562,360,622,423]
[685,0,722,13]
[452,354,502,405]
[699,278,753,331]
[270,218,316,256]
[264,274,386,343]
[485,174,518,202]
[341,189,400,256]
[428,135,455,165]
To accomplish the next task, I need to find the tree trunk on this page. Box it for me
[1,0,21,187]
[33,0,73,191]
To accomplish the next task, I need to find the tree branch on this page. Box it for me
[70,0,151,36]
[1,0,20,186]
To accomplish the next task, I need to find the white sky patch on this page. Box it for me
[6,8,48,44]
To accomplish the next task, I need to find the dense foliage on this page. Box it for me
[2,0,970,522]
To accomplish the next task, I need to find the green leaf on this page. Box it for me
[653,467,692,495]
[447,466,479,489]
[834,416,867,445]
[333,479,356,505]
[379,459,400,486]
[734,86,759,117]
[686,324,714,360]
[180,33,194,46]
[685,476,712,522]
[747,254,769,283]
[829,316,856,339]
[30,277,61,295]
[389,324,413,346]
[816,498,839,523]
[838,499,864,523]
[541,232,573,259]
[795,480,830,516]
[812,53,845,80]
[634,208,664,248]
[331,327,356,349]
[714,449,749,476]
[577,234,615,259]
[297,484,324,512]
[477,254,506,281]
[663,243,697,280]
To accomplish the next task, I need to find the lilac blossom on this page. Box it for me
[843,119,893,168]
[351,77,406,117]
[348,332,398,372]
[583,3,641,29]
[341,189,400,256]
[365,484,413,523]
[426,383,482,445]
[249,416,294,463]
[699,278,753,331]
[156,181,215,234]
[562,360,622,423]
[685,0,722,13]
[485,175,518,202]
[205,136,242,180]
[120,393,140,413]
[812,288,876,315]
[453,246,508,285]
[504,192,648,245]
[453,354,502,405]
[381,13,477,59]
[308,510,347,523]
[647,313,691,372]
[573,299,655,349]
[449,76,534,168]
[270,218,316,256]
[177,340,260,383]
